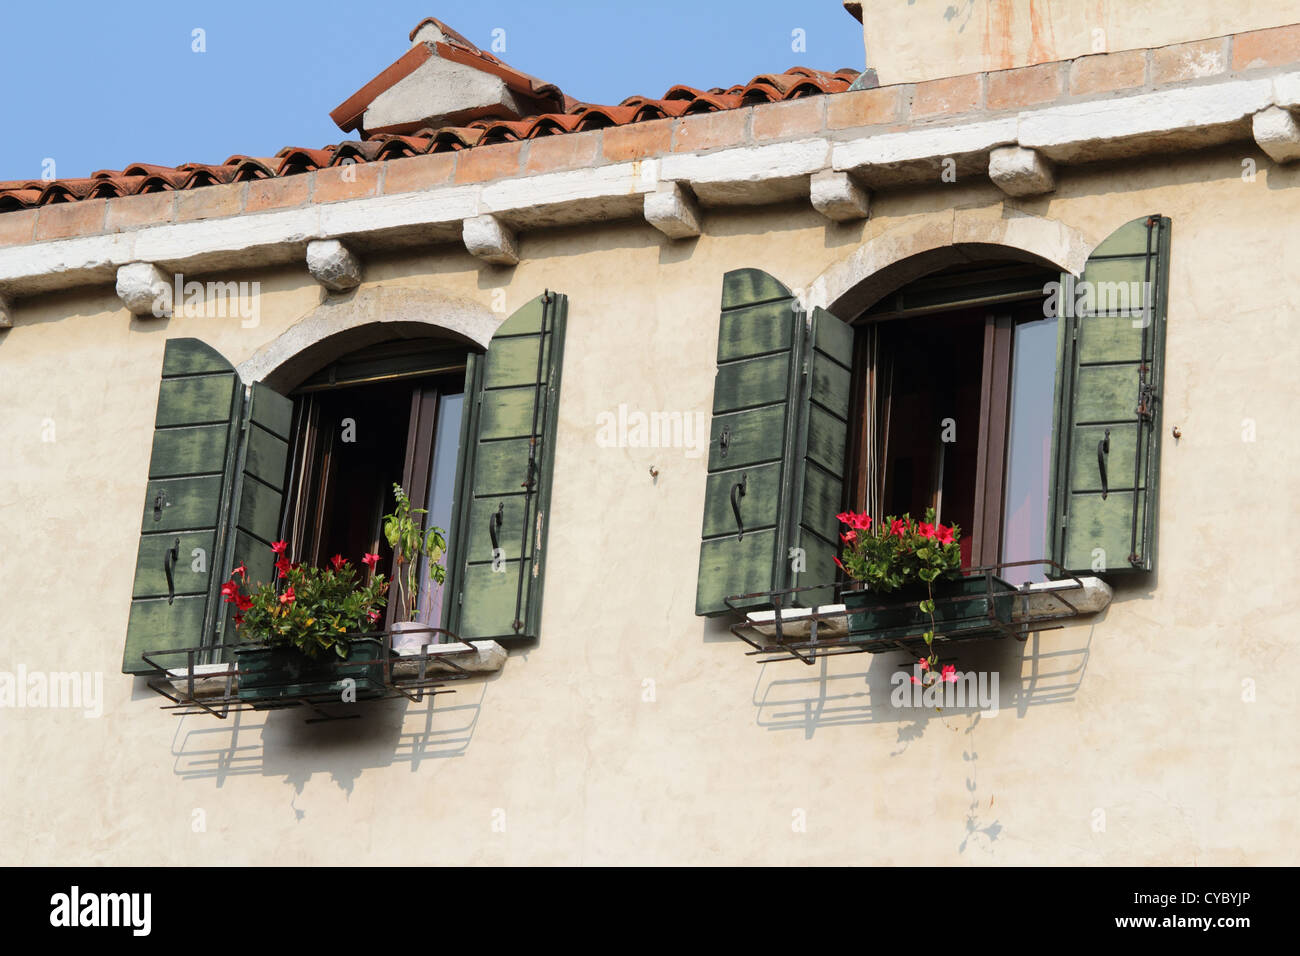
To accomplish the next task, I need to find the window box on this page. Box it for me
[842,572,1016,652]
[233,637,387,707]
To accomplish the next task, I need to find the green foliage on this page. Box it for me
[224,553,388,660]
[381,483,448,623]
[835,507,963,594]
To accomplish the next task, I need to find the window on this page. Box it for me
[122,292,570,675]
[850,263,1060,586]
[277,339,468,632]
[694,215,1171,617]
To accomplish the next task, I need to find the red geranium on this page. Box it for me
[270,540,288,555]
[275,557,292,579]
[330,554,346,571]
[279,586,296,605]
[361,553,381,570]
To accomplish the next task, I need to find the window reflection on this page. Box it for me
[416,391,464,627]
[1001,316,1058,586]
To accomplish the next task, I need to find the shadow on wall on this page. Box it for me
[162,674,498,798]
[748,619,1098,743]
[746,620,1100,855]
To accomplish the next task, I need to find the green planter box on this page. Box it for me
[844,574,1016,652]
[234,637,388,707]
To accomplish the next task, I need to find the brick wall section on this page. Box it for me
[4,21,1300,249]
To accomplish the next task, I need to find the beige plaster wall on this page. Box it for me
[1,144,1298,864]
[857,0,1300,84]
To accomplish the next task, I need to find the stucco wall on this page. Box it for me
[1,143,1297,864]
[858,0,1300,84]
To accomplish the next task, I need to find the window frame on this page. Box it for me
[843,263,1058,573]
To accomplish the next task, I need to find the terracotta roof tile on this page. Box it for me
[0,43,861,216]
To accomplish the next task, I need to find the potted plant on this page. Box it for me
[835,508,1014,668]
[382,483,448,653]
[222,544,390,706]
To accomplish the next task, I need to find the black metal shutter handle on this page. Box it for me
[488,502,504,551]
[730,475,748,540]
[1097,429,1111,500]
[164,537,180,606]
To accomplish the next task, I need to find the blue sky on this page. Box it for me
[0,1,864,182]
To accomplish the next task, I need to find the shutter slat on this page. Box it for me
[1051,215,1170,574]
[122,339,241,674]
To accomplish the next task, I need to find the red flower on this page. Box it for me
[910,675,921,685]
[840,530,857,544]
[279,586,296,605]
[330,554,346,571]
[220,580,239,604]
[918,657,930,671]
[889,518,908,536]
[275,557,292,578]
[942,664,958,683]
[233,614,244,627]
[367,610,381,623]
[833,555,846,572]
[234,592,254,612]
[934,524,955,545]
[917,522,936,539]
[231,563,246,578]
[837,511,872,530]
[270,540,288,555]
[361,553,381,570]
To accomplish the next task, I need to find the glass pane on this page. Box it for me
[415,391,464,629]
[1001,316,1058,586]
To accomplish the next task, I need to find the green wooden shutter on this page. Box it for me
[122,339,242,674]
[787,307,855,608]
[1049,215,1171,574]
[695,272,855,616]
[216,382,294,644]
[444,292,567,644]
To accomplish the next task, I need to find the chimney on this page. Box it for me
[330,17,566,137]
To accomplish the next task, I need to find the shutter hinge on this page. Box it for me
[1136,378,1155,421]
[457,590,463,606]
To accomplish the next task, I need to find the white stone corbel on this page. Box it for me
[644,182,702,239]
[988,146,1056,197]
[306,238,363,291]
[115,262,172,317]
[810,170,871,221]
[1252,106,1300,164]
[0,291,12,328]
[463,213,519,265]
